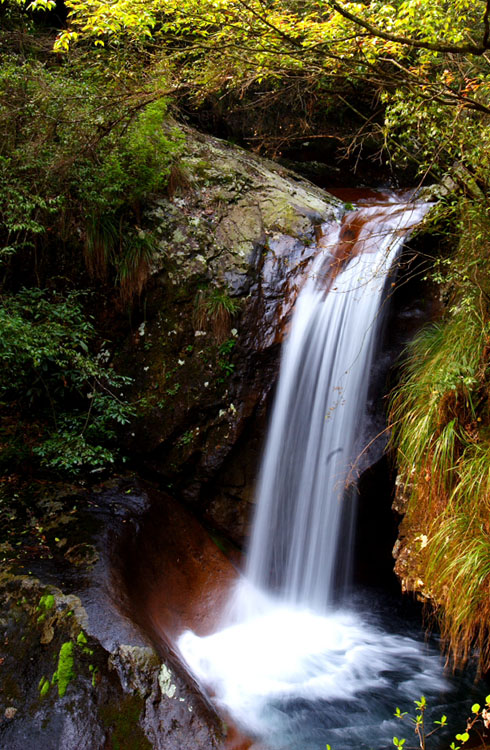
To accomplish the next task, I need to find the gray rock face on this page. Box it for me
[117,128,342,540]
[149,127,340,289]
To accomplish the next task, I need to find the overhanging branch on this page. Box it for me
[328,0,489,56]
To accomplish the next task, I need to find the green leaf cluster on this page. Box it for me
[0,41,183,299]
[0,288,136,474]
[391,694,490,750]
[17,0,488,179]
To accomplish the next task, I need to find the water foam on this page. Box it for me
[178,200,444,749]
[179,581,447,748]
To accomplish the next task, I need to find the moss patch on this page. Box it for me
[76,630,88,646]
[38,675,50,698]
[100,694,152,750]
[52,641,75,698]
[38,593,55,611]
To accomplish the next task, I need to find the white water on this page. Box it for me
[179,200,450,749]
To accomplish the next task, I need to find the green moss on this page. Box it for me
[100,695,151,750]
[76,631,88,646]
[52,641,75,698]
[38,676,50,698]
[38,593,55,611]
[76,630,93,655]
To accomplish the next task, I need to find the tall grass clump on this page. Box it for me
[194,285,240,341]
[390,198,490,670]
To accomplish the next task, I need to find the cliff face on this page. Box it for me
[117,126,342,541]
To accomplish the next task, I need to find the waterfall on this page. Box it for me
[179,198,449,750]
[246,200,431,608]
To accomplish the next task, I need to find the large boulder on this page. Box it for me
[117,127,342,542]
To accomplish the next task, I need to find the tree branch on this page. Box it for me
[235,0,303,48]
[328,0,488,56]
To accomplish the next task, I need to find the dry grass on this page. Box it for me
[85,214,155,305]
[390,202,490,669]
[193,286,240,341]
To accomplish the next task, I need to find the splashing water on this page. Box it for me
[179,199,451,749]
[180,585,447,748]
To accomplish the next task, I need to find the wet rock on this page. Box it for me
[109,644,160,696]
[114,128,341,541]
[0,479,225,750]
[116,483,237,643]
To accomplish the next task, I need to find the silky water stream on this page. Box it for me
[178,197,476,749]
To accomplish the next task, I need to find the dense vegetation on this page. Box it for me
[2,0,490,671]
[0,6,184,473]
[390,200,490,671]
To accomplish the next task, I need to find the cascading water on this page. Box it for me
[179,197,454,749]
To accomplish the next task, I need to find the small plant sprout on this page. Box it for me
[395,707,408,719]
[392,694,490,750]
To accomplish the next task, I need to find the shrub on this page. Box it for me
[0,288,136,474]
[0,50,183,303]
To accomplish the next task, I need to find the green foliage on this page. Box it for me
[0,45,183,301]
[6,0,490,186]
[22,0,489,178]
[81,97,183,300]
[177,429,195,447]
[217,338,236,378]
[391,694,490,750]
[0,287,136,474]
[390,200,490,670]
[325,695,490,750]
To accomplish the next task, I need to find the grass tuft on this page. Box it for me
[390,200,490,670]
[193,286,240,341]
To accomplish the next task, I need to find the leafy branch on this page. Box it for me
[327,0,490,56]
[393,694,490,750]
